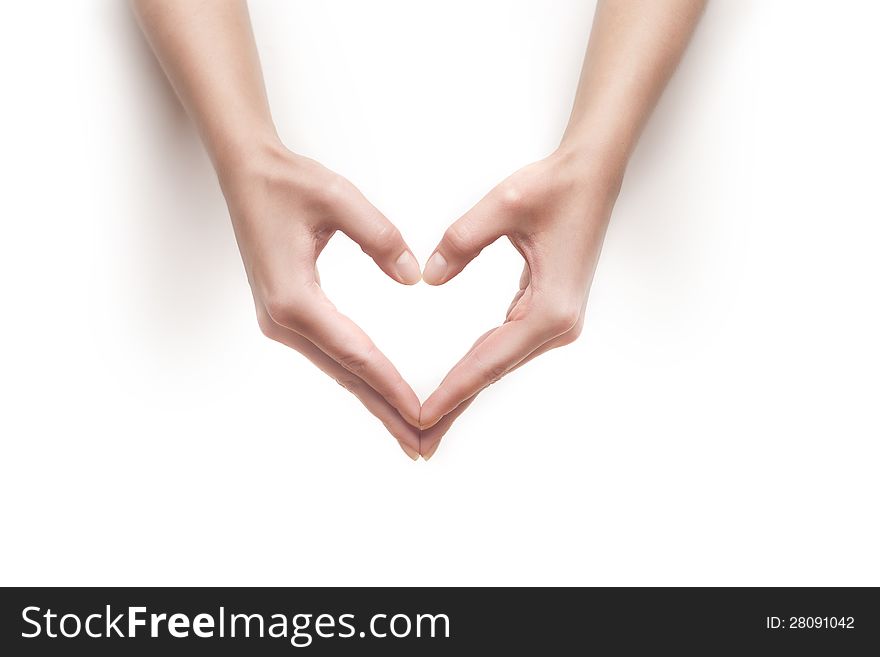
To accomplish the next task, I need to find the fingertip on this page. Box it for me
[422,252,448,285]
[397,441,420,461]
[393,251,422,285]
[397,407,422,431]
[422,441,441,461]
[397,395,423,429]
[418,403,442,431]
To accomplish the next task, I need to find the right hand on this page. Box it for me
[219,142,423,459]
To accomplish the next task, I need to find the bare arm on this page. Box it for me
[420,0,706,457]
[563,0,708,167]
[133,0,276,174]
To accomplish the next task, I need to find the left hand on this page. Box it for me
[418,148,624,458]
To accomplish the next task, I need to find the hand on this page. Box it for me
[418,149,624,457]
[219,142,423,459]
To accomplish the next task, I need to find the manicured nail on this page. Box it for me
[422,441,440,461]
[394,251,421,285]
[422,252,448,285]
[398,441,420,461]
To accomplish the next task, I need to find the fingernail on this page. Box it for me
[422,252,448,285]
[418,405,439,430]
[394,251,421,285]
[422,442,440,461]
[398,441,420,461]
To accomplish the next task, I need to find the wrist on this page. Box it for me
[213,134,294,193]
[550,138,627,200]
[211,129,287,187]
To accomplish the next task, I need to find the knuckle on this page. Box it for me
[371,222,403,253]
[443,222,473,255]
[557,321,583,347]
[335,375,361,393]
[496,180,530,213]
[474,353,507,386]
[498,183,523,210]
[314,172,352,207]
[338,342,376,376]
[262,291,302,329]
[484,362,508,386]
[256,310,282,341]
[543,302,581,336]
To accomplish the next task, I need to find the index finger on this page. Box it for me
[419,316,560,429]
[260,312,421,456]
[273,288,422,427]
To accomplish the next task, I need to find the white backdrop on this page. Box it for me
[1,1,878,586]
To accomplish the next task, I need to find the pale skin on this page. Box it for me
[133,0,705,460]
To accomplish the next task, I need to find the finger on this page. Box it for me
[423,195,507,285]
[259,311,420,458]
[420,314,568,429]
[421,325,579,454]
[438,328,496,387]
[420,280,528,455]
[510,300,584,372]
[519,264,531,289]
[508,328,577,375]
[505,289,526,319]
[335,190,421,285]
[422,329,572,458]
[271,288,422,428]
[419,330,494,458]
[423,281,530,455]
[420,394,478,461]
[421,330,573,459]
[505,265,531,318]
[422,296,583,452]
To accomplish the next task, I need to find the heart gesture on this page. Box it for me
[134,0,706,459]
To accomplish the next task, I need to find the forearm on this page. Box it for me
[132,0,279,176]
[561,0,706,176]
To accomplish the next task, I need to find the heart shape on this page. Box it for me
[224,148,596,462]
[317,236,523,405]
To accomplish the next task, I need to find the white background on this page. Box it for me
[1,1,878,586]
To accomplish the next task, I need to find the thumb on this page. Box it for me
[336,195,421,285]
[423,196,506,285]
